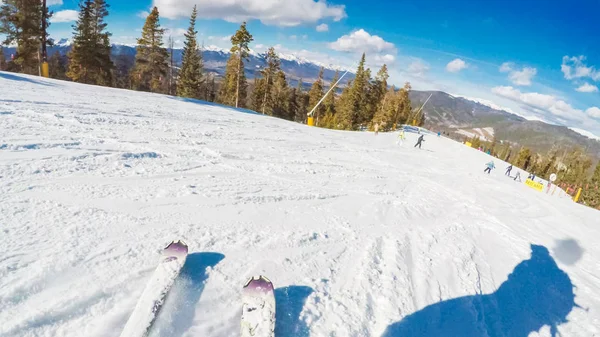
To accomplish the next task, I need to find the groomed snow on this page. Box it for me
[1,71,599,337]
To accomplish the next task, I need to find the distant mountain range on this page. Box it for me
[409,91,600,158]
[2,38,352,86]
[2,39,599,157]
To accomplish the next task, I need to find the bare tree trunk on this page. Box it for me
[235,53,241,108]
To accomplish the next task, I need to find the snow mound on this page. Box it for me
[1,71,599,337]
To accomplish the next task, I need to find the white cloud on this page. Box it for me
[372,54,395,65]
[51,10,78,23]
[587,107,600,118]
[316,23,329,32]
[406,59,429,78]
[327,29,397,67]
[289,35,298,40]
[137,11,150,19]
[576,83,599,93]
[446,58,467,73]
[499,62,513,73]
[165,28,187,38]
[499,62,536,86]
[491,86,587,121]
[561,55,600,81]
[48,0,63,5]
[153,0,346,27]
[508,67,536,86]
[328,29,396,54]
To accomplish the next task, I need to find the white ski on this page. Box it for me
[119,240,188,337]
[241,275,276,337]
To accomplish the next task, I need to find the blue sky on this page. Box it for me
[31,0,600,138]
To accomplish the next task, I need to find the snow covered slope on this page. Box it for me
[1,71,599,337]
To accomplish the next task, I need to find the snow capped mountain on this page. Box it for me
[450,93,517,115]
[569,127,600,140]
[54,38,72,47]
[203,44,230,54]
[202,44,353,73]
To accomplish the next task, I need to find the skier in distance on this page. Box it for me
[484,160,496,174]
[414,134,425,149]
[397,129,406,145]
[506,165,513,176]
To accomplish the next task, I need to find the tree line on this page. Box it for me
[0,1,422,131]
[468,135,600,209]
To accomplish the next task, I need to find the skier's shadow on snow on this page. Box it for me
[149,252,225,337]
[275,286,314,337]
[382,244,580,337]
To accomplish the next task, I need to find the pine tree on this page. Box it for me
[218,55,239,106]
[67,0,113,85]
[206,74,217,102]
[471,136,482,149]
[368,65,392,130]
[583,162,600,208]
[66,0,92,83]
[0,46,6,70]
[359,67,374,126]
[48,51,67,80]
[168,35,175,95]
[324,70,339,115]
[337,53,369,130]
[262,47,280,114]
[177,6,204,99]
[398,83,413,125]
[113,54,133,89]
[271,70,289,119]
[0,0,53,75]
[308,67,325,125]
[131,7,169,93]
[372,86,399,130]
[219,22,253,108]
[287,85,299,122]
[294,80,309,123]
[591,161,600,185]
[558,149,592,186]
[251,77,266,112]
[515,147,532,170]
[90,0,113,85]
[538,149,558,179]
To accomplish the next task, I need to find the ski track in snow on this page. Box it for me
[1,72,600,337]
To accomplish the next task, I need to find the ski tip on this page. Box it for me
[164,240,189,255]
[243,275,274,293]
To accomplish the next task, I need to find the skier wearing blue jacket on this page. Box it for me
[484,161,495,174]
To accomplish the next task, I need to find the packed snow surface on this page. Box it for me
[1,72,599,337]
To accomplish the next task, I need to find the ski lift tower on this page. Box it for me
[306,68,351,126]
[412,93,432,126]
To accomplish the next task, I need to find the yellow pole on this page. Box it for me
[573,187,582,202]
[41,0,48,78]
[307,117,315,126]
[41,61,49,78]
